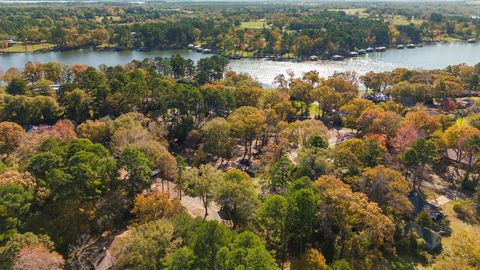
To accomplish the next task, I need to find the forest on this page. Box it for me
[0,53,480,269]
[0,2,479,57]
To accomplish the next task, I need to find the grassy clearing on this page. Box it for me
[329,8,369,17]
[390,16,425,26]
[433,34,463,42]
[95,15,122,23]
[96,43,118,49]
[222,50,257,58]
[239,20,267,29]
[0,43,55,53]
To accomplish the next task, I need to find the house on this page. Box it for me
[408,189,444,221]
[31,84,61,94]
[408,221,442,251]
[6,39,22,47]
[361,92,392,103]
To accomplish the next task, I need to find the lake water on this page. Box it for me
[1,42,479,86]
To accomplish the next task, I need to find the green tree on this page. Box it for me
[28,96,63,125]
[191,220,232,269]
[166,247,196,270]
[287,188,318,253]
[228,106,266,160]
[329,259,352,270]
[295,148,331,180]
[170,54,194,79]
[183,164,223,218]
[201,117,234,163]
[215,169,258,229]
[195,55,229,84]
[5,78,27,96]
[258,195,289,268]
[0,184,33,241]
[400,138,436,190]
[268,155,295,193]
[215,231,278,270]
[115,219,176,270]
[306,134,328,149]
[26,139,116,250]
[118,147,152,198]
[62,88,91,123]
[415,211,433,228]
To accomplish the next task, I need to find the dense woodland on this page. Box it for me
[0,2,479,57]
[0,53,480,269]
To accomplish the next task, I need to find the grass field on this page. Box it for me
[96,43,118,49]
[95,15,122,23]
[0,43,55,53]
[390,16,425,26]
[433,34,463,42]
[239,20,267,29]
[329,8,369,17]
[222,50,257,58]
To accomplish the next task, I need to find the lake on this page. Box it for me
[1,41,479,86]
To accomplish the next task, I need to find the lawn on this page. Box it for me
[329,8,369,17]
[239,20,267,29]
[96,43,118,50]
[0,43,55,53]
[390,16,425,26]
[433,34,463,42]
[222,50,257,58]
[95,15,122,23]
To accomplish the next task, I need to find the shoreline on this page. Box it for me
[0,39,475,63]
